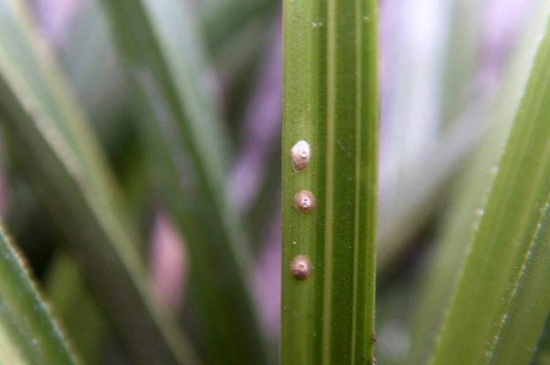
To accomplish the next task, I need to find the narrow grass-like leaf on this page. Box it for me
[428,14,550,365]
[46,253,108,365]
[377,0,490,272]
[56,0,129,128]
[378,105,487,271]
[439,0,486,125]
[532,315,550,364]
[408,2,550,363]
[98,1,267,363]
[200,0,277,51]
[0,222,77,365]
[55,0,149,227]
[282,0,378,364]
[0,2,197,364]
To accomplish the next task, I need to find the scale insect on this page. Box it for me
[290,255,312,280]
[293,190,316,213]
[290,140,311,171]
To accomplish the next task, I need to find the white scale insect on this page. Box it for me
[291,140,311,171]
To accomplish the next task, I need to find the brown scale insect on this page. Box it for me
[290,255,312,280]
[293,190,316,213]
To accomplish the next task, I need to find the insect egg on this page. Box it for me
[291,140,311,171]
[294,190,316,212]
[290,255,312,280]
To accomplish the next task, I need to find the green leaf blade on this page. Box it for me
[282,0,378,363]
[429,15,550,365]
[0,224,77,365]
[0,2,197,364]
[98,0,267,363]
[408,2,550,363]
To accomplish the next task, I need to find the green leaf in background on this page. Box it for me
[439,0,487,125]
[0,1,197,364]
[200,0,277,52]
[532,315,550,364]
[421,11,550,365]
[46,253,108,365]
[376,0,491,273]
[98,0,267,363]
[408,1,550,364]
[281,0,379,363]
[0,222,77,365]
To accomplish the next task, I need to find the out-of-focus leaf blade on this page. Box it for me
[421,10,550,365]
[0,223,77,365]
[439,0,487,125]
[377,0,492,272]
[281,0,379,363]
[0,2,197,364]
[46,253,108,365]
[200,0,277,51]
[532,315,550,364]
[408,2,550,363]
[98,0,267,363]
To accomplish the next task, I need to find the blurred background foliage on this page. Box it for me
[0,0,549,364]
